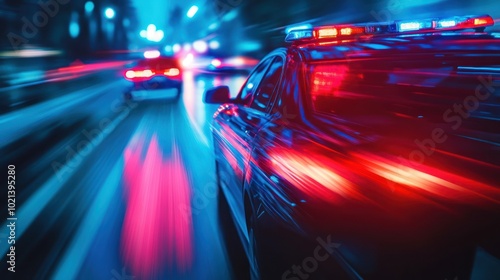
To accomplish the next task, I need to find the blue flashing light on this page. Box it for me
[438,20,457,28]
[285,29,314,42]
[396,20,434,32]
[104,7,115,19]
[399,22,422,31]
[286,24,313,34]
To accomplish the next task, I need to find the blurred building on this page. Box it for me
[0,0,138,57]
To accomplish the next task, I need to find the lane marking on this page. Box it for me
[52,157,123,280]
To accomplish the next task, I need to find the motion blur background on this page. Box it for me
[2,0,500,61]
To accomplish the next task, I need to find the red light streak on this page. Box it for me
[121,135,193,277]
[268,148,367,203]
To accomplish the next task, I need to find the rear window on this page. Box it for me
[306,53,500,119]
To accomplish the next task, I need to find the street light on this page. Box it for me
[84,1,94,15]
[187,5,198,18]
[69,12,80,38]
[104,7,115,19]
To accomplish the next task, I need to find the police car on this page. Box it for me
[205,15,500,279]
[123,51,183,101]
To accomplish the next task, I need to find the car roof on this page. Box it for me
[132,56,180,67]
[293,33,500,62]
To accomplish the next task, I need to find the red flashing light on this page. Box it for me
[473,16,494,26]
[340,28,352,35]
[340,26,365,36]
[317,28,338,38]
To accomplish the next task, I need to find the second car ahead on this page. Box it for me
[123,55,183,101]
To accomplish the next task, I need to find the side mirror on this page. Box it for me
[204,86,232,104]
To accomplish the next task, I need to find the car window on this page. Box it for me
[250,57,284,112]
[306,54,500,120]
[238,58,273,103]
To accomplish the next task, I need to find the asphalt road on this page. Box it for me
[0,70,250,280]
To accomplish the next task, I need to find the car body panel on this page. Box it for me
[212,50,287,242]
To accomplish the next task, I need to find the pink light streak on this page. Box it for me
[121,134,193,278]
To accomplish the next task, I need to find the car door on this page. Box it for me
[214,55,285,233]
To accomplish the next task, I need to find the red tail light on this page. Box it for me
[124,68,181,81]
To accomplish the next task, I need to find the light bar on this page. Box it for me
[285,14,494,42]
[318,28,338,38]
